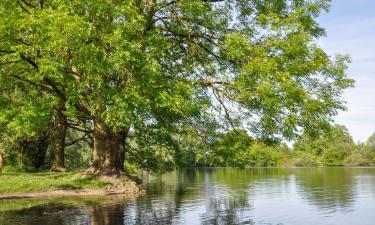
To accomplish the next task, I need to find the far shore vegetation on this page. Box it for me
[1,124,375,173]
[203,125,375,168]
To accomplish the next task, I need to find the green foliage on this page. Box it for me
[366,133,375,151]
[126,115,219,172]
[206,130,288,168]
[343,145,375,167]
[62,128,93,170]
[293,125,355,166]
[246,143,288,167]
[208,129,254,167]
[171,132,207,168]
[1,126,92,172]
[126,129,176,173]
[321,143,352,166]
[291,151,319,167]
[0,131,50,171]
[291,125,375,167]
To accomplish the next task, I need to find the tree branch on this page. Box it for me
[212,89,237,130]
[65,134,89,147]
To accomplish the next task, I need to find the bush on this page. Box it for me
[291,151,319,167]
[343,147,375,167]
[245,143,286,167]
[321,143,352,166]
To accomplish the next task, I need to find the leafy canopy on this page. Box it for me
[0,0,353,144]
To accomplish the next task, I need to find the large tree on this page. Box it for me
[0,0,353,174]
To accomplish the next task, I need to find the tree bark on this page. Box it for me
[88,119,128,175]
[0,152,3,174]
[51,105,67,172]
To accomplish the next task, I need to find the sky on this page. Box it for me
[317,0,375,142]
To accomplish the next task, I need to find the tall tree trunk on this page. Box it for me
[0,152,3,174]
[88,119,128,175]
[51,105,67,172]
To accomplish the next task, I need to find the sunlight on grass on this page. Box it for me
[0,172,109,194]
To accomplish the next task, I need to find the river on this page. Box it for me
[1,168,375,225]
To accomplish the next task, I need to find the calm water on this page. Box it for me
[1,168,375,225]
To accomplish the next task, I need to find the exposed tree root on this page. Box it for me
[82,167,143,195]
[51,166,67,172]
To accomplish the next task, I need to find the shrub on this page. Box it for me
[291,151,319,167]
[343,147,375,167]
[245,143,286,167]
[321,143,352,166]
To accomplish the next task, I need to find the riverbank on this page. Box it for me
[0,172,143,200]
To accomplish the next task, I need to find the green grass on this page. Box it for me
[0,172,109,194]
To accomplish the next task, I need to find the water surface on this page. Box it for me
[1,168,375,225]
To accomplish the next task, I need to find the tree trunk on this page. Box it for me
[0,152,3,174]
[51,105,67,172]
[88,119,128,175]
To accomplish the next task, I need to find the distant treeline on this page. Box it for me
[199,125,375,168]
[2,124,373,173]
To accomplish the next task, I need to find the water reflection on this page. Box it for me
[1,168,375,225]
[200,196,253,225]
[0,203,87,225]
[294,168,356,212]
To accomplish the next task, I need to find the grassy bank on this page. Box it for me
[0,172,109,195]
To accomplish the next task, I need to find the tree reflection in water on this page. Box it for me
[294,168,356,211]
[200,196,253,225]
[0,203,89,225]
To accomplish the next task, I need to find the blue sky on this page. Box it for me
[317,0,375,142]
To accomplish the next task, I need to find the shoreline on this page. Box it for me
[0,173,144,201]
[2,167,375,200]
[0,188,142,201]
